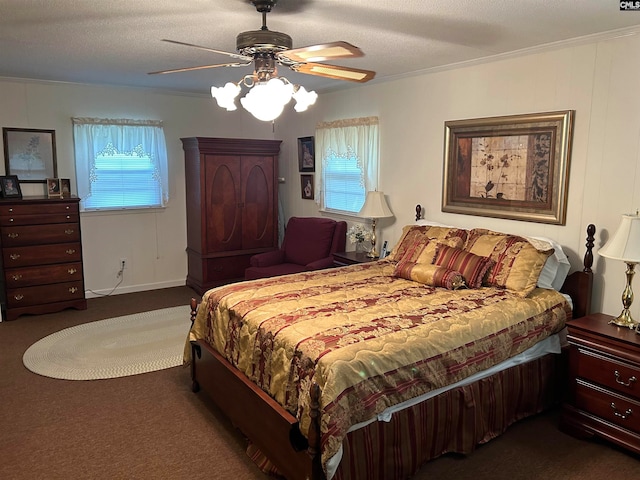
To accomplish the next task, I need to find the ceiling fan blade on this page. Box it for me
[148,61,251,75]
[279,41,364,63]
[290,62,376,83]
[161,39,252,61]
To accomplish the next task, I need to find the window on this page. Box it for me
[315,117,379,215]
[72,118,169,211]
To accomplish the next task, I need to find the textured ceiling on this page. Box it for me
[1,0,639,96]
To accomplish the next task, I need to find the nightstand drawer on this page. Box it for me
[575,379,640,434]
[573,347,640,397]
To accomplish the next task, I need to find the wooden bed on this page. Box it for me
[187,210,595,480]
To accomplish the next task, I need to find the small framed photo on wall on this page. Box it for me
[298,136,315,172]
[0,175,22,198]
[301,174,314,200]
[47,178,61,198]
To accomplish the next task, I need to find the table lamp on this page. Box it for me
[358,191,393,258]
[599,213,640,329]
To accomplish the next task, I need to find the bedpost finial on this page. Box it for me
[584,224,595,273]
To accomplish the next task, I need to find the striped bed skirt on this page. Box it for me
[248,352,560,480]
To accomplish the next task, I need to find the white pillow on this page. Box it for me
[526,236,571,291]
[415,219,453,227]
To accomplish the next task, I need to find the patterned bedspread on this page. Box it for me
[185,260,570,469]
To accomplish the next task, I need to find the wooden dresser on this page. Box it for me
[0,197,87,321]
[561,313,640,454]
[182,137,280,294]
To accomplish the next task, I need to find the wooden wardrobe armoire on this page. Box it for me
[182,137,281,294]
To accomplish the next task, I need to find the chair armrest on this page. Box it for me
[306,256,336,270]
[250,249,285,267]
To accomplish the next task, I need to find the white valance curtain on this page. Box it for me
[72,117,169,207]
[314,116,379,208]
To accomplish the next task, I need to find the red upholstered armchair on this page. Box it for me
[245,217,347,280]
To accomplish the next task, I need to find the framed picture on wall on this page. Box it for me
[298,136,315,172]
[0,175,22,198]
[2,128,58,183]
[442,110,574,225]
[301,174,314,200]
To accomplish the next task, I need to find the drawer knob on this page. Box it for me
[614,370,637,387]
[9,254,20,260]
[11,274,22,281]
[68,268,77,275]
[610,402,633,420]
[66,249,76,255]
[69,287,78,294]
[7,233,18,239]
[13,294,23,301]
[65,229,75,235]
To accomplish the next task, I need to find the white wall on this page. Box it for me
[276,29,640,318]
[0,79,276,297]
[2,28,639,318]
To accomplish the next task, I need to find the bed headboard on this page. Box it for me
[414,204,594,319]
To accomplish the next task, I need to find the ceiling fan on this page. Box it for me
[148,0,376,84]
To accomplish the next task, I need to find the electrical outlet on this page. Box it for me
[117,258,127,278]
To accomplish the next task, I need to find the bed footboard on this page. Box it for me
[191,338,324,480]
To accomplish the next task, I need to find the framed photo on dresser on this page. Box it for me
[0,175,22,198]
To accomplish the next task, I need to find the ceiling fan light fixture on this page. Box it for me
[292,85,318,112]
[211,75,317,121]
[211,82,241,111]
[239,78,294,122]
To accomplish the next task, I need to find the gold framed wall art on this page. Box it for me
[442,110,575,225]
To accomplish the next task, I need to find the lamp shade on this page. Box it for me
[358,191,393,219]
[599,213,640,262]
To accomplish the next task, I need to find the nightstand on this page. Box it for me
[332,251,378,267]
[561,313,640,454]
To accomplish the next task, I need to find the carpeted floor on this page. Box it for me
[1,286,639,479]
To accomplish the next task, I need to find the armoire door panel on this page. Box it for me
[243,158,274,249]
[205,156,242,252]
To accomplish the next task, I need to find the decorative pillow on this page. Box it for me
[433,245,494,289]
[394,234,465,266]
[464,229,554,297]
[393,262,465,290]
[526,236,571,290]
[388,225,468,262]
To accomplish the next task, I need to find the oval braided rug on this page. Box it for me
[22,306,191,380]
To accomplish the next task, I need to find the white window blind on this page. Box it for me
[315,117,379,215]
[72,118,169,211]
[323,147,366,213]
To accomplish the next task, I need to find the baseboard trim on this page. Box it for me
[85,279,186,298]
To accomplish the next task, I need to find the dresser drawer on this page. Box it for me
[1,223,81,247]
[572,346,640,397]
[6,281,85,308]
[2,242,82,267]
[0,212,79,226]
[575,378,640,434]
[0,202,78,217]
[5,262,83,288]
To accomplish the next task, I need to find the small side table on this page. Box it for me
[333,251,378,267]
[561,313,640,455]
